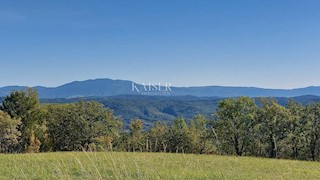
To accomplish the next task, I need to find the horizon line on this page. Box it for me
[0,78,319,90]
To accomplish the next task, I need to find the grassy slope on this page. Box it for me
[0,152,319,180]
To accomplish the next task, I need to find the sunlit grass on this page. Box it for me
[0,152,319,179]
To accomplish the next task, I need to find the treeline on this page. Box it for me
[1,89,320,161]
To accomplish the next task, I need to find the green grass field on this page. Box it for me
[0,152,319,180]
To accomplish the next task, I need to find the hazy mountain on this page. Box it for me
[40,95,320,127]
[1,78,320,98]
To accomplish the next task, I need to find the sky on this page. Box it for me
[0,0,320,89]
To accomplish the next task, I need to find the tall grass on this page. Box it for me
[0,151,319,179]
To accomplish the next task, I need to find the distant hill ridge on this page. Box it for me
[1,78,320,98]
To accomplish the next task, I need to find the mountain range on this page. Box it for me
[1,78,320,125]
[1,78,320,98]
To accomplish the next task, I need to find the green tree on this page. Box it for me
[127,119,144,152]
[282,100,307,159]
[215,97,257,156]
[256,98,290,158]
[0,110,21,153]
[304,103,320,161]
[45,101,120,151]
[76,101,123,151]
[1,88,45,152]
[147,122,168,152]
[167,117,192,153]
[189,114,211,154]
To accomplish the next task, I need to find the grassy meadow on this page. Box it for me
[0,152,319,180]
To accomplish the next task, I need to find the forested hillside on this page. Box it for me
[39,95,320,127]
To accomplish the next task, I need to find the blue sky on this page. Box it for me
[0,0,320,89]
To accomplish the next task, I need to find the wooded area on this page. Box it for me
[1,89,320,161]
